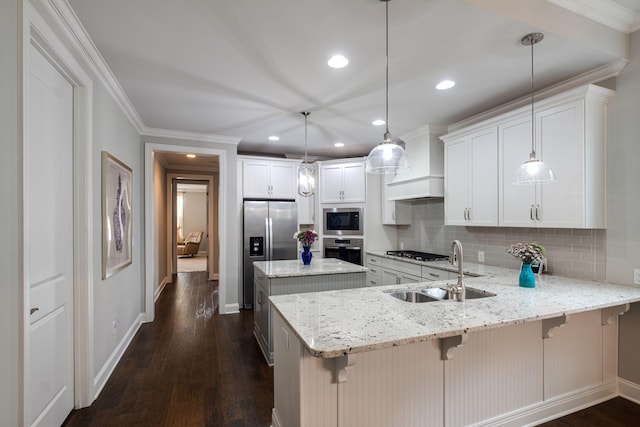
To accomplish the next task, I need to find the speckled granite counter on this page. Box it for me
[253,258,368,278]
[269,262,640,358]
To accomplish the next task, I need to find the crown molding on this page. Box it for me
[447,58,627,133]
[43,0,146,133]
[548,0,640,33]
[142,127,241,146]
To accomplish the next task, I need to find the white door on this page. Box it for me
[243,160,270,198]
[26,45,75,426]
[444,136,469,225]
[469,128,498,226]
[269,162,296,199]
[320,164,344,203]
[341,163,365,202]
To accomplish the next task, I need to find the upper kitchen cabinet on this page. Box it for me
[442,127,498,226]
[318,159,366,204]
[499,85,613,228]
[240,156,300,200]
[382,173,411,225]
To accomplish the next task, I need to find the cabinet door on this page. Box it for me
[382,268,401,286]
[366,272,382,287]
[399,272,422,284]
[270,162,297,199]
[537,100,585,227]
[445,136,470,225]
[243,160,271,198]
[469,129,498,226]
[341,163,366,202]
[499,116,536,227]
[382,174,411,225]
[320,164,344,203]
[254,278,270,357]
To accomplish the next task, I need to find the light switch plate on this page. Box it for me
[634,269,640,285]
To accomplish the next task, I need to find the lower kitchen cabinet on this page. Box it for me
[273,308,619,427]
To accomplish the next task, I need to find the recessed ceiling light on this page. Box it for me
[268,136,280,141]
[328,54,349,69]
[186,154,196,158]
[334,142,345,147]
[436,80,456,90]
[372,119,386,126]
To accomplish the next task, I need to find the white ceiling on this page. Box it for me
[66,0,640,158]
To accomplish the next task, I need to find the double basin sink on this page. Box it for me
[388,286,496,303]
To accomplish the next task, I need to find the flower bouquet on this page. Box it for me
[293,229,318,247]
[507,242,545,288]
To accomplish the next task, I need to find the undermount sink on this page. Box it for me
[388,287,496,303]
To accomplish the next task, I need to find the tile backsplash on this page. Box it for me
[396,200,606,281]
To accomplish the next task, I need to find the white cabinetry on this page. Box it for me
[499,86,611,228]
[443,128,498,226]
[319,160,365,204]
[381,174,411,225]
[443,84,612,229]
[365,254,382,287]
[241,156,298,199]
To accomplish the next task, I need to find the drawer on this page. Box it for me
[367,264,382,277]
[382,257,422,277]
[421,266,451,281]
[366,272,382,287]
[366,254,382,266]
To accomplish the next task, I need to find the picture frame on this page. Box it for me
[102,151,133,279]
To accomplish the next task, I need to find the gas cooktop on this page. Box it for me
[385,250,448,262]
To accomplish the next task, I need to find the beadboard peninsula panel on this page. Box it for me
[444,321,543,427]
[339,340,443,427]
[270,272,365,296]
[543,310,603,399]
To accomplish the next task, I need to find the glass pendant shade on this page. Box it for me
[513,155,556,185]
[298,163,315,197]
[365,139,409,174]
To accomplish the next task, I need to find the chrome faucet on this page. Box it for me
[448,240,465,302]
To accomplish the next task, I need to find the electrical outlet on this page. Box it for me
[634,269,640,285]
[478,251,485,263]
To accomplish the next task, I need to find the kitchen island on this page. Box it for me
[253,258,367,365]
[269,264,640,427]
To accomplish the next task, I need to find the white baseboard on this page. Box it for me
[272,408,283,427]
[618,377,640,404]
[92,313,144,400]
[223,303,240,314]
[476,380,618,427]
[154,276,169,302]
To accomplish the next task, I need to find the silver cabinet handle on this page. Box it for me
[463,208,467,221]
[467,208,471,221]
[392,210,395,221]
[30,307,39,315]
[530,205,535,220]
[257,290,263,305]
[369,280,377,286]
[536,205,541,221]
[428,272,440,278]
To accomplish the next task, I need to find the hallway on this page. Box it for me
[63,272,273,426]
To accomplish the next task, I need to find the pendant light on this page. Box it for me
[364,0,409,174]
[513,32,556,185]
[298,111,315,197]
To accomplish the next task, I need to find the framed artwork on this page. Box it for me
[102,151,132,279]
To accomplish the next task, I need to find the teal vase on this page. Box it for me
[519,263,535,288]
[301,246,312,265]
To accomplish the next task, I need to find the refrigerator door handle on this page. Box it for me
[268,217,274,260]
[265,217,270,261]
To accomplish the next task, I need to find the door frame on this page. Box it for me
[21,3,95,422]
[170,175,218,280]
[144,143,229,319]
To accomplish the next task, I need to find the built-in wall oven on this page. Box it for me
[323,207,363,236]
[323,237,363,266]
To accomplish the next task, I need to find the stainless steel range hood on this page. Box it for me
[385,125,445,201]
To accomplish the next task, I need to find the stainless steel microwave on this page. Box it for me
[323,207,363,236]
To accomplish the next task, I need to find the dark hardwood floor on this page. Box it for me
[62,271,640,426]
[63,272,273,427]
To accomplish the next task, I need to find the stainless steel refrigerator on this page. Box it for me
[243,200,298,309]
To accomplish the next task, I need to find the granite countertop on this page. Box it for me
[254,258,368,278]
[269,261,640,358]
[367,250,506,277]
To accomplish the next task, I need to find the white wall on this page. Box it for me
[608,29,640,384]
[0,0,21,424]
[153,157,167,298]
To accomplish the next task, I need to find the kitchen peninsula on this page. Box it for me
[253,258,367,365]
[270,263,640,427]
